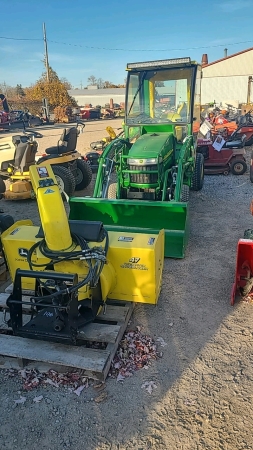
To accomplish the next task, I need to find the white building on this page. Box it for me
[201,47,253,106]
[68,88,125,107]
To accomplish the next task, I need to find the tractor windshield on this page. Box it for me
[126,66,197,125]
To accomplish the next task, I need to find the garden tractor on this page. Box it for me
[0,123,92,200]
[0,164,164,344]
[69,57,204,258]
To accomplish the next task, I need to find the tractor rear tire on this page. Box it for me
[191,153,204,191]
[52,165,76,198]
[75,159,93,191]
[0,177,6,200]
[230,159,247,175]
[107,183,117,199]
[180,184,190,202]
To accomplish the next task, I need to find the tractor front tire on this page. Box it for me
[180,184,190,202]
[75,159,93,191]
[107,183,117,199]
[191,153,204,191]
[230,159,247,175]
[0,177,6,200]
[52,165,76,198]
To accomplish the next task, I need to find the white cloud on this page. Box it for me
[219,1,251,12]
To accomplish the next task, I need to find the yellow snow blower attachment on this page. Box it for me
[1,164,164,344]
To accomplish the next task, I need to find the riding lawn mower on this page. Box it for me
[1,164,164,344]
[0,123,92,200]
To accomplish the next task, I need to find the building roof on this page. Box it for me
[204,46,253,68]
[68,88,125,97]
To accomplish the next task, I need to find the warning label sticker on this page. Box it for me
[118,236,134,242]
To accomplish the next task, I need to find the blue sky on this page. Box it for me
[1,0,253,88]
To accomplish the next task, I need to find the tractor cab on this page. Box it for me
[124,57,201,142]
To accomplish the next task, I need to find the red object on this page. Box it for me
[80,109,90,119]
[213,121,253,143]
[0,111,10,124]
[231,239,253,305]
[197,139,246,175]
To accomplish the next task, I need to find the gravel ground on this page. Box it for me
[0,122,253,449]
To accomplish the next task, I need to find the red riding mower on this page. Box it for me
[196,112,253,175]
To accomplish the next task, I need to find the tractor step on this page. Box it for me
[0,286,134,381]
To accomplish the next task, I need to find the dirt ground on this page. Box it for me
[1,119,253,450]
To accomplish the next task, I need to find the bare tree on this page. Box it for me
[87,75,97,86]
[61,77,72,90]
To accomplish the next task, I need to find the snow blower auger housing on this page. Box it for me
[0,165,164,344]
[69,57,204,258]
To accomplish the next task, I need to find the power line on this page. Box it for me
[48,39,253,52]
[0,36,42,41]
[1,35,253,51]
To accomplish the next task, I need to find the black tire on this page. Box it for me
[0,177,6,200]
[107,182,117,199]
[180,184,190,202]
[75,159,93,191]
[52,165,76,197]
[191,153,204,191]
[230,159,247,175]
[0,213,14,233]
[250,151,253,183]
[240,277,253,297]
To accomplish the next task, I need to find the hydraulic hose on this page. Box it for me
[27,230,109,302]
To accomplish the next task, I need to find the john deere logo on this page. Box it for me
[139,160,143,163]
[18,248,28,258]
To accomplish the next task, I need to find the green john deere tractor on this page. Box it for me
[70,57,204,258]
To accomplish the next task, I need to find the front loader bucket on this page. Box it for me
[69,198,189,258]
[231,238,253,305]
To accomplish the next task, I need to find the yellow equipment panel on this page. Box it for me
[107,230,164,304]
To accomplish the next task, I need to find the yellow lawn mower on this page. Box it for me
[0,123,92,200]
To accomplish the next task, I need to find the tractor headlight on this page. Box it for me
[127,158,158,165]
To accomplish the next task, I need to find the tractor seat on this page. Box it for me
[12,135,38,172]
[224,139,244,149]
[45,127,78,155]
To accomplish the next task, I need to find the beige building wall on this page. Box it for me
[201,49,253,105]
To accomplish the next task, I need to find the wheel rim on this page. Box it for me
[75,168,83,185]
[54,175,64,193]
[233,162,244,174]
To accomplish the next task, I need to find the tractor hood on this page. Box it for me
[128,132,174,159]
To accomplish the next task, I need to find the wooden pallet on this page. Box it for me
[0,288,134,381]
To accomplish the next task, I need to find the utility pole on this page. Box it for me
[43,22,50,82]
